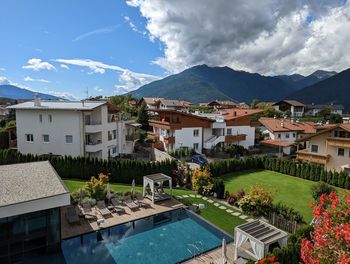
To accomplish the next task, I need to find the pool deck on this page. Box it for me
[183,243,236,264]
[61,197,184,239]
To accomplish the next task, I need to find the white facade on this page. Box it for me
[10,100,137,160]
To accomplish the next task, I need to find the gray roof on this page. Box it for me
[273,100,305,107]
[160,99,184,107]
[236,220,288,245]
[144,173,172,182]
[8,100,105,110]
[0,161,69,207]
[306,104,344,110]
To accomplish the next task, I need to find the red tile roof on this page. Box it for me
[259,117,318,133]
[215,109,263,120]
[260,139,295,147]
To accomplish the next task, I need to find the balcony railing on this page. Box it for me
[125,134,139,141]
[85,140,102,153]
[327,137,350,148]
[9,139,17,148]
[296,150,329,165]
[225,134,246,143]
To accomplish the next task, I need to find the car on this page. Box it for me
[191,154,208,165]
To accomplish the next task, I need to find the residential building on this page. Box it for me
[8,98,139,159]
[149,109,262,153]
[259,117,332,155]
[0,105,9,118]
[296,124,350,172]
[200,100,238,109]
[0,161,70,263]
[142,97,163,109]
[305,103,344,116]
[159,99,187,111]
[272,100,305,117]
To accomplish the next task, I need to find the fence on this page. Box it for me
[267,212,303,234]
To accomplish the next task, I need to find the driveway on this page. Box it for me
[187,162,200,170]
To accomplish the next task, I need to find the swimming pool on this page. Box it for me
[60,208,233,264]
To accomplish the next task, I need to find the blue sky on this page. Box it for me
[0,0,165,98]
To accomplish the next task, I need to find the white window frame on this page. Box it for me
[227,128,232,135]
[193,129,199,137]
[193,143,199,150]
[25,134,34,142]
[311,145,318,153]
[42,134,50,143]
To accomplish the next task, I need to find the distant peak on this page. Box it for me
[310,70,337,79]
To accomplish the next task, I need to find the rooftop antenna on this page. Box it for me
[85,87,89,99]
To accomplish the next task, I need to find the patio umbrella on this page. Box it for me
[79,188,83,204]
[106,183,111,201]
[131,179,135,198]
[222,238,227,264]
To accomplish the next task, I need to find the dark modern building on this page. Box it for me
[0,161,70,263]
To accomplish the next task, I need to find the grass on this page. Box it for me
[63,179,244,234]
[221,170,348,222]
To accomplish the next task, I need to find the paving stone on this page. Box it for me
[247,218,254,222]
[189,194,196,198]
[196,195,202,198]
[213,203,220,207]
[182,195,189,198]
[219,206,227,210]
[202,197,208,200]
[207,200,214,203]
[226,209,233,213]
[239,215,248,219]
[176,196,182,199]
[232,212,241,216]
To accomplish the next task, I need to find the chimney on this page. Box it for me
[34,94,41,107]
[81,100,85,107]
[280,120,284,127]
[233,111,237,117]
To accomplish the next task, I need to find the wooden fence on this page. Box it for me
[267,212,303,234]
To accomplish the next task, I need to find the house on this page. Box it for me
[237,102,250,109]
[0,105,9,118]
[201,100,238,109]
[272,100,305,117]
[148,109,262,153]
[296,123,350,172]
[305,103,344,116]
[8,97,139,159]
[159,99,187,111]
[142,97,163,109]
[258,117,331,155]
[0,161,70,263]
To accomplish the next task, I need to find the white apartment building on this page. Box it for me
[8,98,139,159]
[149,109,262,154]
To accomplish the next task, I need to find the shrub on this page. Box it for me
[310,181,336,201]
[226,189,245,206]
[224,144,248,157]
[191,168,213,195]
[238,185,273,215]
[212,178,225,198]
[80,197,96,206]
[83,173,109,201]
[271,203,304,223]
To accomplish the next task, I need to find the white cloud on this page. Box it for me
[0,76,11,85]
[0,68,5,71]
[127,0,350,75]
[60,64,70,70]
[22,58,56,71]
[48,91,77,101]
[24,76,51,83]
[72,25,119,42]
[123,15,147,35]
[94,86,103,92]
[54,58,160,93]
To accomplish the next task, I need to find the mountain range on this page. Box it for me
[0,85,59,100]
[131,65,338,104]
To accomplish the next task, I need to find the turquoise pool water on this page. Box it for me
[30,209,232,264]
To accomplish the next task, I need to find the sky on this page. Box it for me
[0,0,349,99]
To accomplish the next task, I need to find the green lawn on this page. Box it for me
[63,179,244,234]
[221,170,347,222]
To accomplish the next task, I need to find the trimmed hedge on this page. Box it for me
[207,156,350,190]
[0,149,177,184]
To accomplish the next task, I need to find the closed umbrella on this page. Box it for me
[106,183,111,201]
[131,179,135,199]
[222,238,227,264]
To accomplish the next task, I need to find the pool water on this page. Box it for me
[33,209,232,264]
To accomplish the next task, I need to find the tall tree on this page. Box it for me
[136,102,150,131]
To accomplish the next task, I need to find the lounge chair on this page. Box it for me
[97,201,112,216]
[133,195,151,208]
[81,203,96,220]
[66,206,80,224]
[110,198,126,214]
[124,198,139,211]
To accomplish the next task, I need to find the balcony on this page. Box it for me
[85,141,102,153]
[327,137,350,148]
[296,150,330,165]
[9,139,17,149]
[225,134,246,143]
[125,134,139,141]
[85,122,102,133]
[163,136,175,144]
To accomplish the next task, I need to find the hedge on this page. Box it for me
[206,156,350,190]
[0,149,177,184]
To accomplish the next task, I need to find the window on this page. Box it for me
[39,114,42,123]
[112,130,117,139]
[42,134,50,143]
[292,133,296,138]
[227,128,232,135]
[48,114,52,123]
[65,135,73,144]
[277,133,281,139]
[193,129,199,137]
[311,145,318,153]
[25,134,34,142]
[286,133,290,139]
[112,147,117,154]
[193,143,199,150]
[338,148,345,156]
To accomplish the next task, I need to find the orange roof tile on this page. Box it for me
[259,117,318,133]
[215,109,263,120]
[260,139,295,147]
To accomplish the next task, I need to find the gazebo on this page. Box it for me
[143,173,172,203]
[234,220,288,261]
